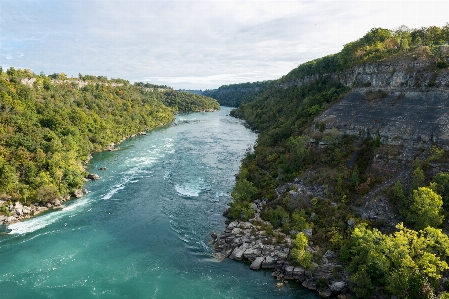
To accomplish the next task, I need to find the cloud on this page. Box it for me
[1,0,448,88]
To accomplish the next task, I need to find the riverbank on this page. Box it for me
[0,124,171,226]
[0,109,222,227]
[212,200,349,298]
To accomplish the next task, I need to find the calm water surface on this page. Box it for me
[0,108,318,299]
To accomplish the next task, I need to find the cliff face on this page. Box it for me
[299,56,449,149]
[316,90,449,149]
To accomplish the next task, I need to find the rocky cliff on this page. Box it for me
[277,53,449,149]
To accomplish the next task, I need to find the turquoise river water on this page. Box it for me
[0,108,318,299]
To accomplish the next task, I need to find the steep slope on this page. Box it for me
[202,81,272,107]
[219,25,449,298]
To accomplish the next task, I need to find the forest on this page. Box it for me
[223,25,449,298]
[202,80,272,107]
[0,68,219,208]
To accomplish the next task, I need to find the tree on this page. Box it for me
[411,167,425,192]
[408,187,444,230]
[432,172,449,210]
[290,232,313,268]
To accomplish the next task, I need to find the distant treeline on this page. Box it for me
[202,81,272,107]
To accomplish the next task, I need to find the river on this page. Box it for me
[0,108,318,299]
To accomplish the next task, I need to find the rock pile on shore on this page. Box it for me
[212,213,349,298]
[0,191,80,225]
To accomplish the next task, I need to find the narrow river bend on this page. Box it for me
[0,108,317,299]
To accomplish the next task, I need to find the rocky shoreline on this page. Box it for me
[211,201,349,298]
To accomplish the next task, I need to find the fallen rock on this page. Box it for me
[262,256,277,269]
[72,189,84,198]
[87,173,101,180]
[6,216,17,223]
[302,279,317,291]
[229,243,249,260]
[250,257,264,270]
[330,281,346,293]
[318,288,332,298]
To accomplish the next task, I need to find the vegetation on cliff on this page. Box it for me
[281,24,449,82]
[0,67,219,207]
[222,25,449,298]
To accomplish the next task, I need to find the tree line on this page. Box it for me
[0,67,219,206]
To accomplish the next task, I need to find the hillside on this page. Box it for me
[202,81,272,107]
[0,68,219,222]
[212,25,449,298]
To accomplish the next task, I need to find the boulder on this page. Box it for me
[293,266,306,281]
[6,216,17,223]
[72,189,84,198]
[302,279,317,291]
[52,199,61,206]
[330,281,346,293]
[261,256,277,268]
[303,228,313,237]
[250,257,264,270]
[284,265,294,278]
[14,207,23,216]
[243,247,261,260]
[87,173,101,180]
[318,288,332,298]
[229,243,249,260]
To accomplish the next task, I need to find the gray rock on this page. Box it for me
[87,173,101,180]
[72,189,84,198]
[284,265,294,277]
[262,256,277,268]
[303,228,313,237]
[229,243,248,260]
[250,257,264,270]
[324,250,337,258]
[6,216,17,223]
[243,247,261,260]
[330,281,346,292]
[302,279,317,291]
[318,288,332,298]
[52,199,61,206]
[292,266,306,281]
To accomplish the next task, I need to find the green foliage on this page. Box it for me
[407,187,444,230]
[411,167,426,192]
[203,81,272,107]
[348,223,449,298]
[281,25,449,82]
[432,172,449,211]
[160,90,220,113]
[231,178,258,202]
[260,206,289,229]
[0,68,219,204]
[290,232,313,268]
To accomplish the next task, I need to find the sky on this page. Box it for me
[0,0,448,89]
